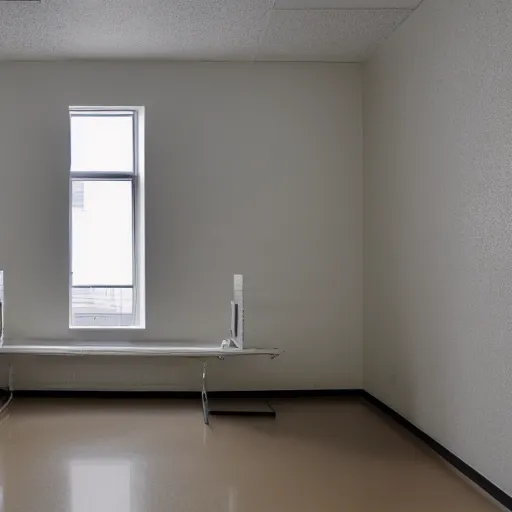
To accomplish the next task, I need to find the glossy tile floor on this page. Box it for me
[0,398,500,512]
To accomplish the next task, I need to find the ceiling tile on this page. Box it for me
[275,0,421,8]
[0,0,273,60]
[258,9,411,61]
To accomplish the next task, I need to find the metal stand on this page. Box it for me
[201,357,276,424]
[201,361,209,425]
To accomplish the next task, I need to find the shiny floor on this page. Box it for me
[0,398,500,512]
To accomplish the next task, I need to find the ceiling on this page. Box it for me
[0,0,423,62]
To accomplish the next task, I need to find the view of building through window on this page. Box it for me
[70,110,141,327]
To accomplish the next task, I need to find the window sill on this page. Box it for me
[69,325,146,331]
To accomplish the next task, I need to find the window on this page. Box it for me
[69,108,145,328]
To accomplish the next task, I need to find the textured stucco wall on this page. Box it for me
[364,0,512,496]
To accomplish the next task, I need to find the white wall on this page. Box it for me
[364,0,512,496]
[0,62,363,390]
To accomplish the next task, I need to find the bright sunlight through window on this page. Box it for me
[69,108,145,328]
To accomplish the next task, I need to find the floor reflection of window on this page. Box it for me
[70,460,131,512]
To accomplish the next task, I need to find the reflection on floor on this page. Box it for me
[0,398,500,512]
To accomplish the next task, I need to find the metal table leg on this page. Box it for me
[0,363,13,416]
[201,361,209,425]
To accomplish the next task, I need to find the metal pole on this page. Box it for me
[201,361,209,425]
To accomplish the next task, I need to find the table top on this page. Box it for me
[0,340,280,358]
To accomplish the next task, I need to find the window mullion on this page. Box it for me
[71,171,133,181]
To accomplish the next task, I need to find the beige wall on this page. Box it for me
[364,0,512,496]
[0,62,363,390]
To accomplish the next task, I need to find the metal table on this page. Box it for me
[0,340,280,424]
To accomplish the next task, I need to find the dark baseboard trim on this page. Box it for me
[360,391,512,511]
[14,390,201,399]
[13,389,362,400]
[209,389,362,399]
